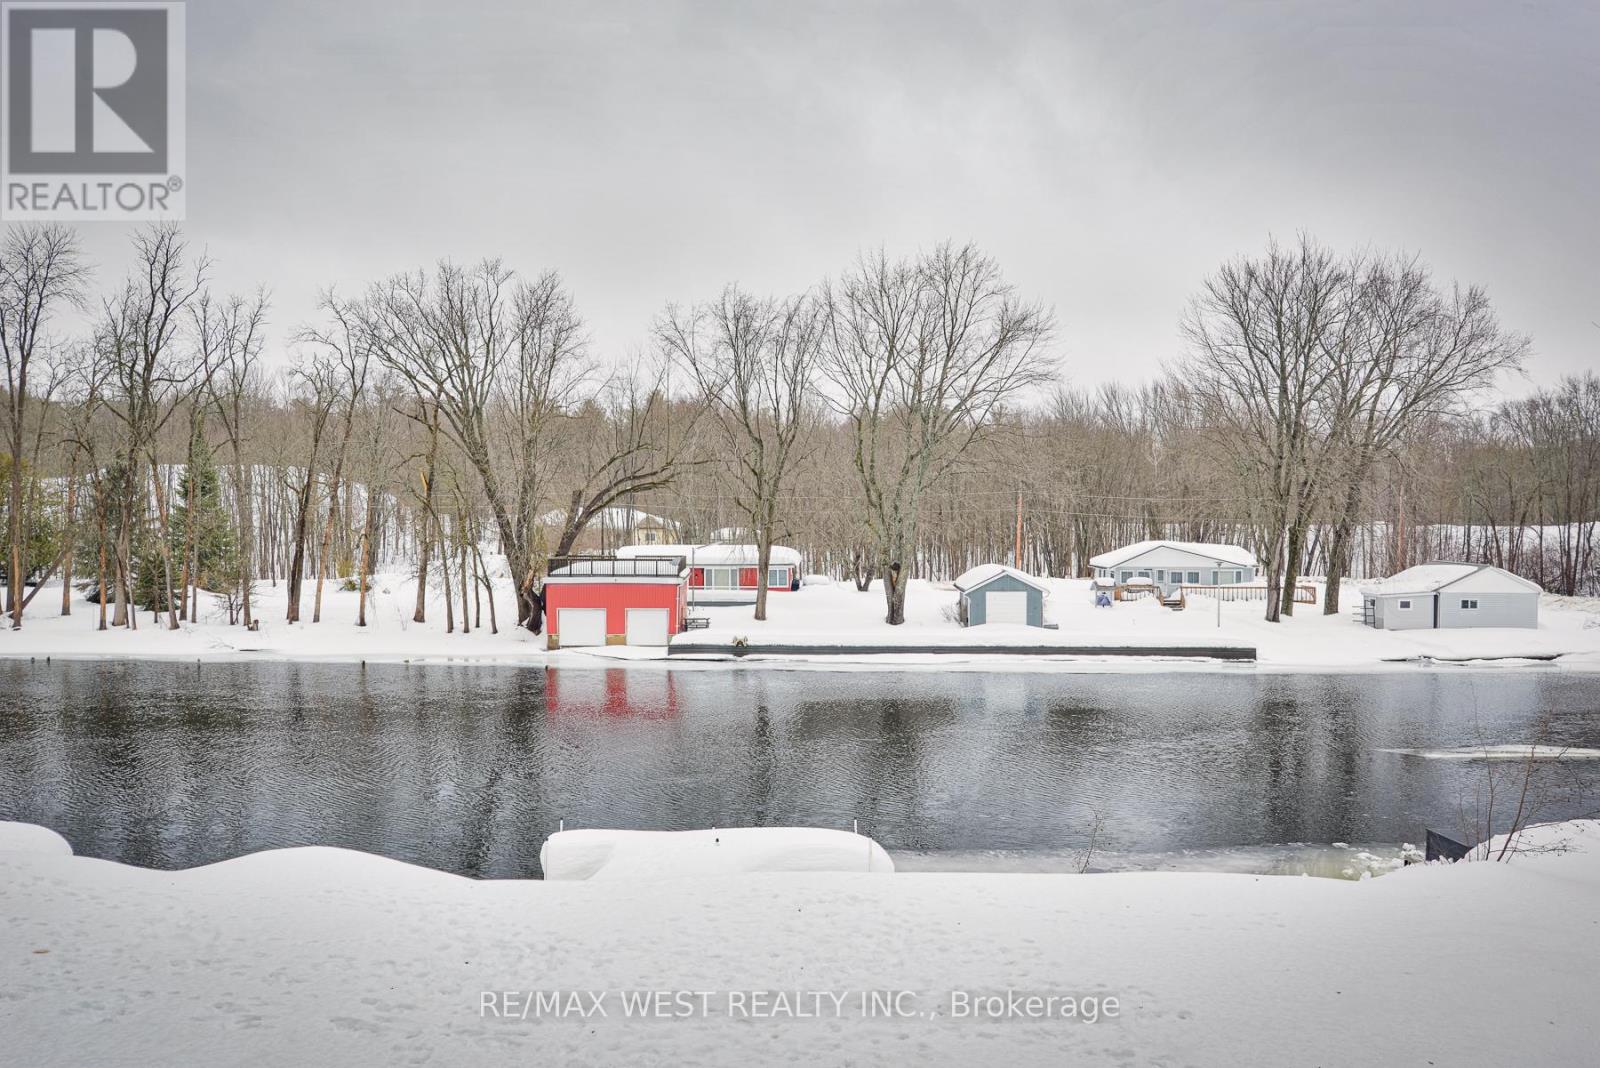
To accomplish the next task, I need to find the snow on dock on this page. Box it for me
[540,827,895,880]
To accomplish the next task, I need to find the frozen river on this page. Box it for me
[2,661,1596,877]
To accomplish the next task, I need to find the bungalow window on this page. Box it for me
[703,567,738,590]
[1119,570,1132,582]
[1398,599,1412,610]
[1461,598,1479,610]
[767,566,789,588]
[1186,571,1200,584]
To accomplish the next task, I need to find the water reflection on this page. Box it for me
[1,661,1596,877]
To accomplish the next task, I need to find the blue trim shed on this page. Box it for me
[953,565,1050,627]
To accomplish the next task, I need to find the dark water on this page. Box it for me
[1,661,1597,877]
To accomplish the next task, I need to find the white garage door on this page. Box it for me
[558,607,607,647]
[625,608,670,646]
[984,590,1029,625]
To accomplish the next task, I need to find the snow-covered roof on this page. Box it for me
[614,543,803,568]
[1089,540,1259,569]
[1366,563,1542,596]
[953,564,1050,595]
[546,557,687,582]
[537,506,678,529]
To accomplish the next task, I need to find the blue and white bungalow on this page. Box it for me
[1089,540,1260,596]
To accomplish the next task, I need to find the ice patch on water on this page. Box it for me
[1380,745,1600,761]
[896,842,1419,880]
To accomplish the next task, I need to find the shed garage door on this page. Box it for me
[984,590,1028,625]
[558,607,607,647]
[625,608,670,646]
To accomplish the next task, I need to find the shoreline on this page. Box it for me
[3,644,1595,673]
[4,571,1597,675]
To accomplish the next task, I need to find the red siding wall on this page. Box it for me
[685,564,794,590]
[545,581,685,639]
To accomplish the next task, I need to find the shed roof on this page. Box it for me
[1367,562,1542,596]
[953,564,1050,595]
[1089,540,1258,569]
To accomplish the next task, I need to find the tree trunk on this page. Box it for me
[60,468,77,616]
[149,465,181,631]
[237,459,254,628]
[112,516,130,628]
[459,532,470,634]
[754,523,772,622]
[177,439,198,622]
[356,519,372,627]
[312,476,341,624]
[96,517,108,631]
[473,543,498,634]
[6,444,22,628]
[285,475,314,623]
[1280,517,1308,618]
[1322,473,1367,616]
[412,416,438,623]
[881,558,906,625]
[439,515,454,634]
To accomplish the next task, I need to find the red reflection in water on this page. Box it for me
[544,668,680,719]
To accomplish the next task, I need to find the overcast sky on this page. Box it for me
[72,0,1600,391]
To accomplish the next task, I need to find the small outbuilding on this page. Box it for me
[543,555,689,649]
[954,564,1049,627]
[1090,540,1260,596]
[1359,563,1541,630]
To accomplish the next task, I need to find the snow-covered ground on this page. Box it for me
[4,572,1599,671]
[4,818,1598,1066]
[679,575,1600,670]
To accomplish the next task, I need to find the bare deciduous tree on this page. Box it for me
[1,223,87,629]
[823,243,1053,624]
[368,261,587,629]
[1319,257,1527,613]
[97,224,210,630]
[1183,236,1349,622]
[659,286,823,620]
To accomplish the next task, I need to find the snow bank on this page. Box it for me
[0,821,72,856]
[5,821,1600,1066]
[541,827,894,880]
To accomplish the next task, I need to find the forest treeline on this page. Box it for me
[1,225,1595,633]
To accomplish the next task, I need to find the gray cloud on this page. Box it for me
[71,0,1599,388]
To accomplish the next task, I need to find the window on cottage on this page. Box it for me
[704,567,737,589]
[768,566,788,588]
[1461,598,1479,610]
[1398,599,1412,609]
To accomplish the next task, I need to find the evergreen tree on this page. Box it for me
[172,440,238,593]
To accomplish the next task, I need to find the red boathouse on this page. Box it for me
[543,556,689,649]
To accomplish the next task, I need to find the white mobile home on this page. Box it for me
[1360,563,1540,630]
[615,543,803,605]
[1089,541,1260,596]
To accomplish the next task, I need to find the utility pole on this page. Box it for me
[1214,560,1223,628]
[1014,489,1024,570]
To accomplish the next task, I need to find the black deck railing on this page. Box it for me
[547,554,686,578]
